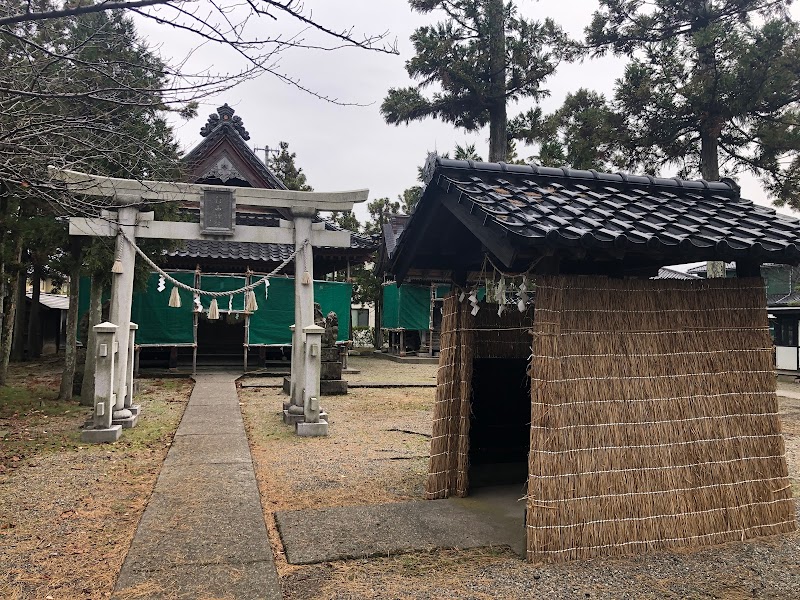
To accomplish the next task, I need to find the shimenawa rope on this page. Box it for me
[118,228,309,298]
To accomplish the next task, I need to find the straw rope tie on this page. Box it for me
[536,306,766,314]
[531,348,773,359]
[549,327,770,335]
[528,453,789,479]
[529,411,780,430]
[534,284,766,293]
[527,521,797,555]
[531,390,776,407]
[531,369,774,383]
[525,498,795,529]
[529,434,783,455]
[529,475,785,503]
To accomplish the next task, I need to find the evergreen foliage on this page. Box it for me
[381,0,567,161]
[586,1,800,206]
[512,89,623,170]
[268,141,313,191]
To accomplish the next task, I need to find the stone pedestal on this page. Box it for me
[81,424,122,443]
[113,413,139,429]
[283,375,347,396]
[82,322,123,444]
[319,344,347,396]
[296,421,328,437]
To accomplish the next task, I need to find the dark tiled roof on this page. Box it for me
[166,211,375,263]
[171,239,295,262]
[686,262,736,275]
[390,157,800,279]
[655,267,700,280]
[182,107,287,190]
[433,160,800,258]
[769,292,800,307]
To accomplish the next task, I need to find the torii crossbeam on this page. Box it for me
[55,169,368,439]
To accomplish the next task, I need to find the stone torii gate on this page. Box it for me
[57,169,367,440]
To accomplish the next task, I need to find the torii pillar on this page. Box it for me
[287,207,315,421]
[56,169,367,439]
[109,200,138,424]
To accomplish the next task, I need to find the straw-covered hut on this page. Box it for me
[386,156,799,563]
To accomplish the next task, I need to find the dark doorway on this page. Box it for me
[468,358,531,488]
[197,314,245,357]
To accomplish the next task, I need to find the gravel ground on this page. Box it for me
[242,362,800,600]
[0,370,192,600]
[344,356,438,385]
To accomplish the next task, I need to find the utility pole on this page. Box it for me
[254,145,280,166]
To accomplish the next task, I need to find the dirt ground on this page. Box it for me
[241,356,800,600]
[0,359,192,600]
[2,355,798,599]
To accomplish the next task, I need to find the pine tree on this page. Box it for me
[381,0,566,162]
[268,142,313,191]
[511,89,624,170]
[587,1,800,206]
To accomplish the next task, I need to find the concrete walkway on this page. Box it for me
[276,485,527,565]
[114,373,281,600]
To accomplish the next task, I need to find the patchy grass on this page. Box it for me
[0,385,85,472]
[0,360,192,600]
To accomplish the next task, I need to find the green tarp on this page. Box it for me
[78,272,195,345]
[132,272,195,345]
[78,273,351,347]
[765,268,792,296]
[77,276,110,343]
[435,284,451,299]
[248,278,352,345]
[381,283,431,330]
[199,275,246,311]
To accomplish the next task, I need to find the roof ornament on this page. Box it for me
[422,152,439,185]
[720,177,741,197]
[199,104,251,141]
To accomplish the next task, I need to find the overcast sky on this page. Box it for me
[138,1,800,223]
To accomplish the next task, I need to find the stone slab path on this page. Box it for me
[276,485,527,565]
[114,373,281,600]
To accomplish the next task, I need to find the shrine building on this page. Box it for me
[78,105,375,370]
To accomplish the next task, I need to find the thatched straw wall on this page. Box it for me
[527,275,796,563]
[426,295,534,499]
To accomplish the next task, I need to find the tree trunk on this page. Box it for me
[700,128,720,182]
[701,124,727,278]
[27,265,42,359]
[11,269,26,361]
[0,240,23,385]
[58,241,82,400]
[487,0,507,162]
[80,275,103,405]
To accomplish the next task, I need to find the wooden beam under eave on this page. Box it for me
[439,193,518,268]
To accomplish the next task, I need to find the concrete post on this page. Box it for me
[81,322,122,443]
[284,325,298,416]
[290,208,315,411]
[122,323,140,427]
[109,205,138,419]
[296,324,328,437]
